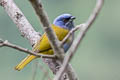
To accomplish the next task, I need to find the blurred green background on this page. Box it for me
[0,0,120,80]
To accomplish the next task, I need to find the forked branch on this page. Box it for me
[54,0,104,80]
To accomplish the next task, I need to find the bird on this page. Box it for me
[15,14,76,71]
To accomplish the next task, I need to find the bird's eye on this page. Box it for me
[63,17,71,23]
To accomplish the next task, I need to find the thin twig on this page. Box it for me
[54,0,104,79]
[0,39,55,58]
[29,0,65,60]
[32,60,38,80]
[61,24,85,46]
[38,62,52,80]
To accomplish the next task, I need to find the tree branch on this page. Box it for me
[29,0,65,60]
[0,0,104,80]
[0,0,78,79]
[54,0,104,79]
[0,0,40,45]
[29,0,78,79]
[0,39,55,58]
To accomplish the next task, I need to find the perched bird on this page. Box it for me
[15,14,76,71]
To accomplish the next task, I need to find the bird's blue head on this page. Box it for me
[53,14,76,30]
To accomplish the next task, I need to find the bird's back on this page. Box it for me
[33,24,69,55]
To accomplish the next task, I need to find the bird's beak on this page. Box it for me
[71,16,76,20]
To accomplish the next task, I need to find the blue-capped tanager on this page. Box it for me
[15,14,76,71]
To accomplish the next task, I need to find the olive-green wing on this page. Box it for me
[33,24,69,54]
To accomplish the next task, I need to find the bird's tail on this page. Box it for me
[15,55,37,71]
